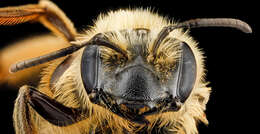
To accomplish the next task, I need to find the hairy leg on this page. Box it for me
[13,85,86,134]
[13,86,36,134]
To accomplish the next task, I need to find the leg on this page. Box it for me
[13,85,87,134]
[13,86,36,134]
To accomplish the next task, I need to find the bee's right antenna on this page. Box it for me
[9,33,127,73]
[152,18,252,57]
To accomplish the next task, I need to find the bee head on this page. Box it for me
[80,28,197,124]
[79,17,252,123]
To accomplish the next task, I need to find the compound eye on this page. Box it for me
[170,42,197,103]
[81,45,101,94]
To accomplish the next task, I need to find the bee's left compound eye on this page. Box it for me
[169,42,197,103]
[81,45,101,94]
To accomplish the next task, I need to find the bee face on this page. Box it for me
[80,28,197,123]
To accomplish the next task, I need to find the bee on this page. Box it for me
[0,0,252,134]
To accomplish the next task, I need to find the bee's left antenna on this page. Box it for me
[152,18,252,57]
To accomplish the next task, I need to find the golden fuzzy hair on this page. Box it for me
[36,8,211,134]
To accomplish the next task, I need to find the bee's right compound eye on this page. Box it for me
[81,45,101,94]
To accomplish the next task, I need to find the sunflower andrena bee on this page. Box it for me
[0,0,252,134]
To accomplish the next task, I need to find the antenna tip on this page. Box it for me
[9,64,18,73]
